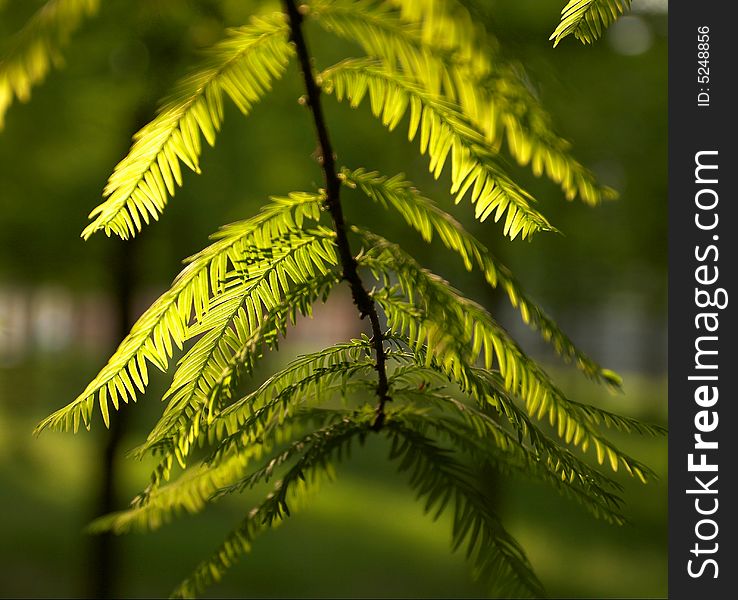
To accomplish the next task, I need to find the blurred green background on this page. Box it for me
[0,0,667,598]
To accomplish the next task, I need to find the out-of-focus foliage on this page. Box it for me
[550,0,632,47]
[0,0,99,129]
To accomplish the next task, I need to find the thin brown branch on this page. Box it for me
[282,0,390,430]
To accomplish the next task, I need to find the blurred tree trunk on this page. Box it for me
[84,6,230,595]
[88,238,136,598]
[86,99,158,598]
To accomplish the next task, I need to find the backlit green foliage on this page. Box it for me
[82,13,294,240]
[319,58,553,240]
[20,0,662,597]
[313,0,615,204]
[0,0,99,129]
[550,0,632,47]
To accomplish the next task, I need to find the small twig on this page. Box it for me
[282,0,390,430]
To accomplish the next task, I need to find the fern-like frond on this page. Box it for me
[92,408,353,536]
[386,353,621,486]
[390,397,625,524]
[386,340,647,502]
[0,0,98,129]
[473,64,615,204]
[381,0,612,204]
[392,303,658,482]
[138,228,339,461]
[169,479,309,599]
[384,420,545,597]
[171,413,371,598]
[203,341,421,470]
[343,167,618,385]
[311,0,612,204]
[319,58,554,240]
[377,295,654,480]
[382,0,477,52]
[210,338,379,443]
[310,0,440,89]
[201,276,341,406]
[359,231,659,477]
[89,443,268,535]
[81,12,293,240]
[550,0,631,47]
[35,192,324,436]
[128,272,344,497]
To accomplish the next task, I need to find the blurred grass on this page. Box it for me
[0,353,666,598]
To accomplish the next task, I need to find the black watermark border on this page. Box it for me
[668,3,736,598]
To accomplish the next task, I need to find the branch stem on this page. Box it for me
[282,0,390,429]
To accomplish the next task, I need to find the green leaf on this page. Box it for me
[209,339,380,450]
[319,58,555,240]
[359,230,659,478]
[343,167,616,383]
[170,414,371,598]
[137,229,339,463]
[81,12,294,239]
[0,0,99,129]
[392,401,626,525]
[88,443,267,534]
[311,0,614,205]
[385,421,545,597]
[35,193,324,436]
[550,0,632,47]
[134,270,344,494]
